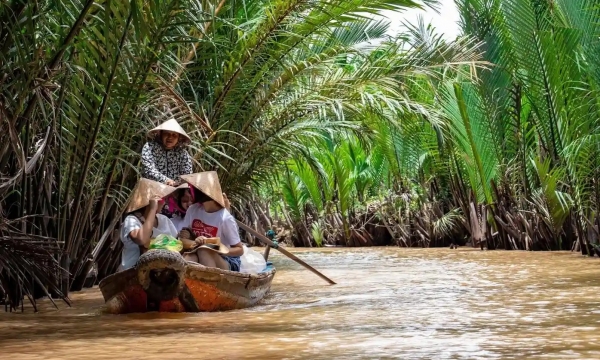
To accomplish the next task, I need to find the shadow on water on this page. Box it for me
[2,248,600,359]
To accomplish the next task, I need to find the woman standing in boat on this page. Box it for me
[141,118,193,218]
[178,172,243,272]
[119,178,179,271]
[141,118,193,187]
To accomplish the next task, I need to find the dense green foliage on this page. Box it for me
[264,0,600,252]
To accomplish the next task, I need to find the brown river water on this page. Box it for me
[2,248,600,359]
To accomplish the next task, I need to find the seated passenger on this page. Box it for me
[169,184,193,232]
[119,179,178,271]
[141,118,193,217]
[178,172,243,272]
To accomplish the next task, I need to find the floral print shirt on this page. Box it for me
[140,141,193,183]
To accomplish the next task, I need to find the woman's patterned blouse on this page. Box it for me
[141,141,193,183]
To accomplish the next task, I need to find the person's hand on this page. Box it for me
[166,179,176,186]
[194,236,207,246]
[149,199,159,210]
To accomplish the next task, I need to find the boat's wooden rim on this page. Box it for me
[98,267,137,302]
[185,261,276,280]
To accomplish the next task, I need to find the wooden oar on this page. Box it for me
[236,220,336,285]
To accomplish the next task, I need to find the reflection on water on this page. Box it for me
[2,248,600,359]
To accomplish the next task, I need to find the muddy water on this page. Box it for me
[2,248,600,359]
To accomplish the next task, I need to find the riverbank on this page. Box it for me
[2,248,600,359]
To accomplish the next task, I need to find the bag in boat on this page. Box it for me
[149,234,183,253]
[239,244,267,274]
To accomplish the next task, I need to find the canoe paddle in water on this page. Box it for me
[236,220,336,285]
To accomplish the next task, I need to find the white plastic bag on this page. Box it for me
[239,244,267,274]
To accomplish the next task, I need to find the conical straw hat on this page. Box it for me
[147,118,191,145]
[125,178,178,213]
[180,171,226,208]
[176,183,189,190]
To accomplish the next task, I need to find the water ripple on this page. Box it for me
[1,248,600,359]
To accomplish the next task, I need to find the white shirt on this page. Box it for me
[170,215,186,233]
[182,204,241,248]
[119,213,178,270]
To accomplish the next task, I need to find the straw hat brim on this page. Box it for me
[126,178,178,213]
[147,118,191,145]
[180,172,226,208]
[184,243,230,255]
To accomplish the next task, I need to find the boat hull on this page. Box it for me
[99,256,275,314]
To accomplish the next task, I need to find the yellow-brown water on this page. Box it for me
[2,248,600,359]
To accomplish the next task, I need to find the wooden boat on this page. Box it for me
[98,249,276,314]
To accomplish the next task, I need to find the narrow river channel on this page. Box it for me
[1,248,600,359]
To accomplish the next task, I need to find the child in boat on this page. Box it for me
[178,171,243,272]
[141,118,193,187]
[169,184,193,232]
[119,178,178,271]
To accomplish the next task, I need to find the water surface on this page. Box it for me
[1,248,600,359]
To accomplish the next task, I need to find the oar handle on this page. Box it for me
[236,220,336,285]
